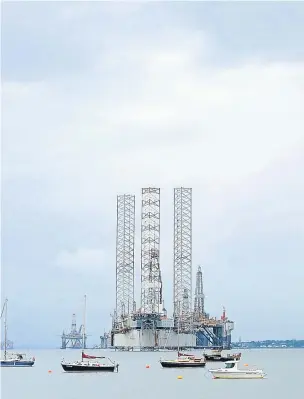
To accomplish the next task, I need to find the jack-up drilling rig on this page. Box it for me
[111,187,234,350]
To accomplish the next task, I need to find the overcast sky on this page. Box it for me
[2,1,304,348]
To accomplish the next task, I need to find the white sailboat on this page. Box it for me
[61,295,119,372]
[1,298,35,367]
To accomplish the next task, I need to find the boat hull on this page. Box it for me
[1,360,35,367]
[61,364,115,372]
[160,361,206,368]
[205,356,241,362]
[211,372,265,379]
[205,356,222,362]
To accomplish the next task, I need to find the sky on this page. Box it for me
[1,1,304,348]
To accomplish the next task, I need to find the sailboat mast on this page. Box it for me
[82,295,86,350]
[177,301,180,353]
[3,299,8,360]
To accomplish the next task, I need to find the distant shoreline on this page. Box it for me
[231,346,304,349]
[231,340,304,349]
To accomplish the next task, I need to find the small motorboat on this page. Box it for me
[209,360,266,379]
[1,299,35,368]
[61,352,119,372]
[205,349,242,362]
[160,352,206,368]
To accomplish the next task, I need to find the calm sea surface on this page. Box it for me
[1,349,302,399]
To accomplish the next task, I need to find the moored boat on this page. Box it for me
[1,353,35,367]
[160,352,206,368]
[1,299,36,368]
[209,360,266,379]
[159,308,205,368]
[205,348,241,362]
[61,352,119,372]
[61,295,119,373]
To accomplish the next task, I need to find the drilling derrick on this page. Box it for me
[180,288,191,331]
[173,187,192,330]
[116,194,135,325]
[194,265,205,320]
[141,188,162,314]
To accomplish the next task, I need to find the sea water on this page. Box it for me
[1,349,302,399]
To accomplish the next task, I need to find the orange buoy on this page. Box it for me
[146,365,150,368]
[48,370,52,373]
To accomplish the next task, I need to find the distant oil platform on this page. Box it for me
[110,188,235,351]
[61,313,87,349]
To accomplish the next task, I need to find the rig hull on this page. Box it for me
[111,313,234,350]
[113,329,196,349]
